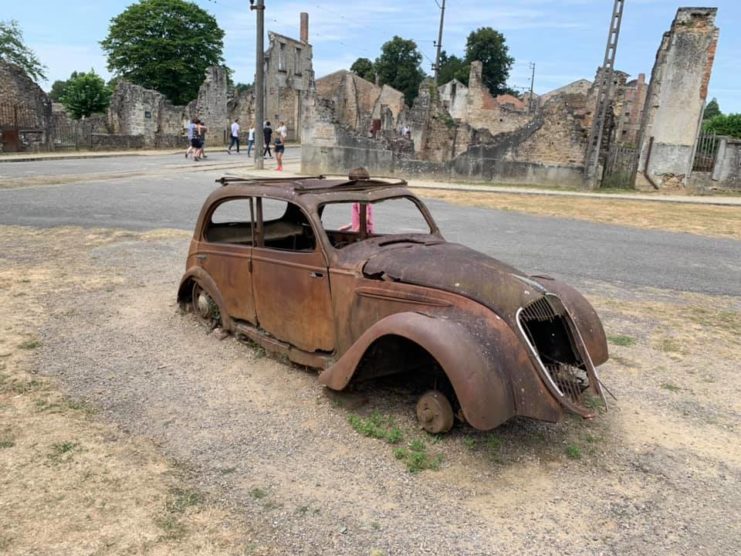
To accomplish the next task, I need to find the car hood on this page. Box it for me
[362,242,548,320]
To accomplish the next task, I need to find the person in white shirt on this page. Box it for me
[247,124,255,156]
[227,118,240,154]
[274,121,288,171]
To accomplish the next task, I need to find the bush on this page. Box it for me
[703,113,741,139]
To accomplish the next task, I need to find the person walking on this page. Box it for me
[193,119,207,161]
[263,121,273,158]
[247,123,255,157]
[185,118,196,159]
[227,118,240,154]
[274,121,287,171]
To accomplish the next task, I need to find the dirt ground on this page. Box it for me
[0,220,739,555]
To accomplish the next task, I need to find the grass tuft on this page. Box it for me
[393,439,443,473]
[565,444,582,460]
[660,382,681,392]
[608,334,637,347]
[19,339,42,350]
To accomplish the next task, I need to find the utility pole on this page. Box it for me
[251,0,265,169]
[528,62,535,113]
[433,0,446,82]
[584,0,625,189]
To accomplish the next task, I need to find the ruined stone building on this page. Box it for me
[303,7,730,190]
[635,7,719,189]
[263,13,313,141]
[0,60,52,151]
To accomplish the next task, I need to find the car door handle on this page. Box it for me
[309,271,324,278]
[196,254,207,261]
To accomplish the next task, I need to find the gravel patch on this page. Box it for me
[29,232,741,555]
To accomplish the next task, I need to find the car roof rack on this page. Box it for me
[216,175,408,192]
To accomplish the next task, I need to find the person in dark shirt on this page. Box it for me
[263,121,273,158]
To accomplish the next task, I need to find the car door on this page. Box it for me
[251,197,335,353]
[199,197,256,324]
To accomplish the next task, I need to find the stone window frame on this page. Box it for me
[278,42,286,73]
[294,47,302,76]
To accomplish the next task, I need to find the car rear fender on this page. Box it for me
[318,311,516,430]
[177,267,234,332]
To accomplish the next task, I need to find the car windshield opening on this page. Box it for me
[319,197,433,249]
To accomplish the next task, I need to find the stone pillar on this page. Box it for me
[636,8,719,189]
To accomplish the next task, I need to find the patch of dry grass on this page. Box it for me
[413,190,741,240]
[0,226,255,555]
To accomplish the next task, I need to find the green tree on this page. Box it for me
[703,97,721,120]
[463,27,514,96]
[375,37,425,106]
[0,20,47,82]
[60,70,112,119]
[703,113,741,139]
[100,0,225,105]
[48,72,79,102]
[436,51,467,85]
[350,57,375,82]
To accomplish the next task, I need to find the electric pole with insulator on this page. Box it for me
[251,0,265,169]
[528,62,536,113]
[433,0,446,82]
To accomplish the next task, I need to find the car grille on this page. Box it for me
[518,296,594,410]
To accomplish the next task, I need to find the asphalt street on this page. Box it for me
[1,153,739,296]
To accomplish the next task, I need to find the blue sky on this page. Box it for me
[5,0,740,112]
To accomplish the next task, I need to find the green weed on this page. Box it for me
[348,412,403,445]
[565,444,582,460]
[393,439,443,473]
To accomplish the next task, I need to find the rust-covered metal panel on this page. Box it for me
[178,174,611,432]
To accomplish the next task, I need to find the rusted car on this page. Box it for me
[178,174,609,433]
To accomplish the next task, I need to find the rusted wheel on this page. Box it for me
[416,390,454,434]
[191,283,220,327]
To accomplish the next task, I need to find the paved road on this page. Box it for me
[0,156,739,296]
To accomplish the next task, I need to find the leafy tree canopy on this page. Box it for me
[100,0,225,105]
[0,20,47,82]
[48,72,80,102]
[350,57,375,82]
[375,36,425,106]
[703,97,721,120]
[436,51,467,86]
[703,113,741,139]
[463,27,514,96]
[60,70,112,119]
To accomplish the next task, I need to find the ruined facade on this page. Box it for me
[107,65,230,148]
[264,15,313,142]
[315,70,406,136]
[0,60,52,151]
[636,7,719,188]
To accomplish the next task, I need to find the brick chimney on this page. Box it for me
[300,12,309,44]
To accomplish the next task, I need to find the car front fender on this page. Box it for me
[532,275,609,366]
[177,267,234,332]
[318,311,518,430]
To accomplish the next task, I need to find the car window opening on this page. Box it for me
[319,197,433,249]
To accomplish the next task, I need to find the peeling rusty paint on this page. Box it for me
[178,174,609,431]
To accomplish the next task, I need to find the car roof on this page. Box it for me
[216,175,408,194]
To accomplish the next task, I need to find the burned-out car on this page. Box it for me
[178,175,609,433]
